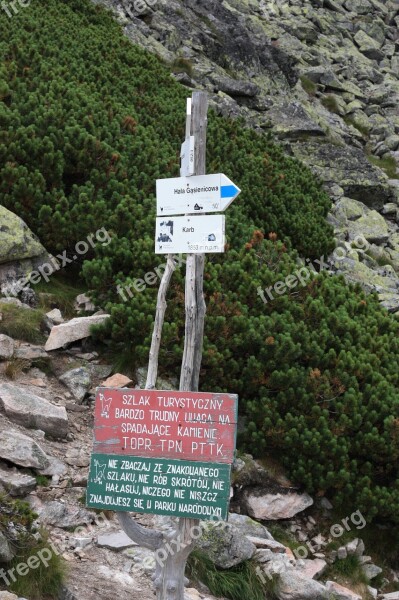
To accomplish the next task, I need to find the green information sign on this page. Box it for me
[86,453,231,520]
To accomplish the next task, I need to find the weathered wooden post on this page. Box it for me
[86,91,240,600]
[155,91,208,600]
[123,91,209,600]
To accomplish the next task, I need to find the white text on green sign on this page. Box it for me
[87,454,231,520]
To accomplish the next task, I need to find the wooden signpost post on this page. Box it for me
[86,91,241,600]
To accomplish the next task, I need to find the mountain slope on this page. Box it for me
[0,0,399,527]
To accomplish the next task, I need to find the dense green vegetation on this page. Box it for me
[187,550,276,600]
[0,496,65,598]
[1,0,398,528]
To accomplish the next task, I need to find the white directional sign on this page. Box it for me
[155,215,225,254]
[156,173,241,216]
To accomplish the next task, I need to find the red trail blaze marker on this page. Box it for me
[93,387,238,464]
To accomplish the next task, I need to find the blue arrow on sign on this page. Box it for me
[220,174,241,210]
[221,185,239,199]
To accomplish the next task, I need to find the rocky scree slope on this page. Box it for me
[95,0,399,311]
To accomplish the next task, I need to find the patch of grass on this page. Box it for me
[300,75,317,96]
[36,275,85,319]
[367,154,398,179]
[8,529,66,599]
[107,342,136,378]
[356,523,399,570]
[382,581,399,593]
[323,555,369,588]
[266,523,301,553]
[170,57,193,77]
[364,248,396,269]
[343,115,370,137]
[35,475,50,487]
[4,358,30,380]
[0,303,45,344]
[186,550,278,600]
[321,94,341,114]
[257,454,292,484]
[334,555,366,578]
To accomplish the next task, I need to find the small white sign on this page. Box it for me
[180,136,195,177]
[155,215,225,254]
[156,173,241,216]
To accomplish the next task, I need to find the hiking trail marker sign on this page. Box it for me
[87,388,238,520]
[155,214,225,254]
[156,173,241,216]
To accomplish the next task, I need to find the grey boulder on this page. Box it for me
[325,581,361,599]
[0,429,50,469]
[0,531,14,563]
[197,521,256,568]
[59,367,91,402]
[0,383,68,438]
[0,334,14,360]
[0,464,36,496]
[45,314,110,351]
[243,488,313,520]
[28,499,94,529]
[97,530,137,550]
[277,568,328,600]
[227,513,273,540]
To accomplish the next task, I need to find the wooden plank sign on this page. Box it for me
[86,454,231,520]
[93,388,238,464]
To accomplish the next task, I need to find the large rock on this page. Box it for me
[275,565,328,599]
[262,102,325,139]
[243,488,313,520]
[97,530,137,551]
[325,581,361,600]
[344,0,372,13]
[333,257,399,313]
[331,197,366,222]
[346,210,390,245]
[227,513,273,540]
[14,343,49,362]
[296,558,327,579]
[0,205,48,265]
[0,334,14,360]
[0,463,36,496]
[197,521,256,568]
[215,77,260,98]
[45,314,110,351]
[101,373,133,388]
[282,573,328,599]
[291,141,394,209]
[0,383,68,438]
[28,498,94,529]
[0,205,54,287]
[0,531,14,563]
[361,562,382,579]
[59,367,91,402]
[0,429,50,469]
[354,30,384,61]
[247,536,286,552]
